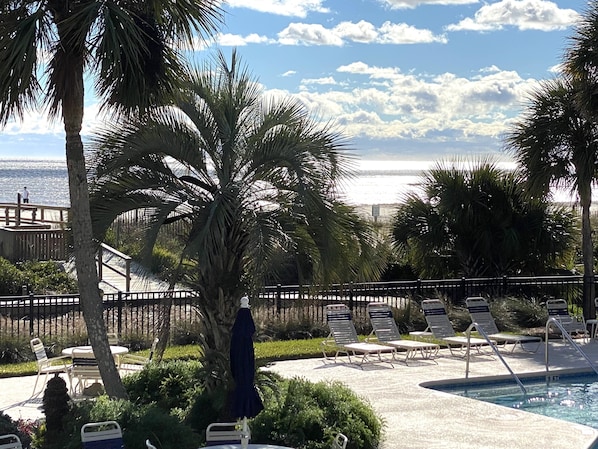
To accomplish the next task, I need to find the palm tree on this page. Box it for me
[0,0,222,398]
[87,50,383,391]
[392,160,576,279]
[564,1,598,319]
[505,76,598,319]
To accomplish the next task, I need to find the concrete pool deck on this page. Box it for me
[2,341,598,448]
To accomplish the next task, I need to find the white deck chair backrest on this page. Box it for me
[106,333,119,345]
[0,434,22,449]
[367,302,402,342]
[205,422,249,445]
[421,299,457,339]
[81,421,123,449]
[325,304,359,345]
[30,338,51,368]
[331,432,348,449]
[465,297,499,335]
[546,299,585,333]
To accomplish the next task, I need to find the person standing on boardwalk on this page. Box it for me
[22,186,29,203]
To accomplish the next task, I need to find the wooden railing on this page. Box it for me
[0,227,69,261]
[0,202,70,227]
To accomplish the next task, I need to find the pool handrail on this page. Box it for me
[545,317,598,377]
[465,322,527,395]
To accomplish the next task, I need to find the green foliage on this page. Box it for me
[0,258,77,295]
[57,397,200,449]
[252,377,382,449]
[392,160,576,278]
[0,337,32,364]
[122,360,203,413]
[18,261,78,294]
[0,258,26,295]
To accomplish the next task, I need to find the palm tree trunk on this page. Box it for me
[580,191,595,321]
[62,56,127,399]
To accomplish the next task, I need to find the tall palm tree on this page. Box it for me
[505,76,598,319]
[0,0,222,398]
[88,51,383,390]
[564,1,598,318]
[392,160,576,279]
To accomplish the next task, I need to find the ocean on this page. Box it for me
[0,158,581,208]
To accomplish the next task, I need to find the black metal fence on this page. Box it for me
[0,275,590,342]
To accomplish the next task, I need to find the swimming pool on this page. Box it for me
[425,371,598,430]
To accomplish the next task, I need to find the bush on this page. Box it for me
[252,377,383,449]
[122,360,203,413]
[56,397,200,449]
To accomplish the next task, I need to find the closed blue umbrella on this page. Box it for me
[230,296,264,422]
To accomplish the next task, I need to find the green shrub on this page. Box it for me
[57,397,200,449]
[122,360,203,413]
[18,261,78,294]
[0,337,31,364]
[0,258,26,295]
[252,377,383,449]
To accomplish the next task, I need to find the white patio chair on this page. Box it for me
[0,434,22,449]
[29,337,72,398]
[71,348,102,396]
[119,337,159,372]
[81,421,123,449]
[331,432,348,449]
[205,422,250,446]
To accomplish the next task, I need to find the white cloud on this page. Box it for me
[217,33,272,46]
[223,0,329,18]
[447,0,581,32]
[301,77,338,85]
[277,20,446,46]
[282,70,297,77]
[378,0,479,9]
[335,21,379,43]
[290,62,539,144]
[278,23,345,46]
[378,21,448,44]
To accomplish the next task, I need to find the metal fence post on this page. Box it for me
[276,284,282,315]
[29,292,34,336]
[349,282,354,311]
[117,291,123,335]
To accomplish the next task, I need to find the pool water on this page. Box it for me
[429,373,598,429]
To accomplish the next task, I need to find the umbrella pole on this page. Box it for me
[241,416,249,449]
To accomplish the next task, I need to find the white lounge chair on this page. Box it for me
[366,302,439,363]
[419,299,494,356]
[81,421,123,449]
[322,304,396,366]
[465,297,542,352]
[546,299,588,341]
[29,337,72,398]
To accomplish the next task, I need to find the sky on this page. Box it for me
[0,0,588,161]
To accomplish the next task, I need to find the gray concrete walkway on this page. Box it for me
[3,341,598,448]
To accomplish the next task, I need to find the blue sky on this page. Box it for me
[0,0,586,160]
